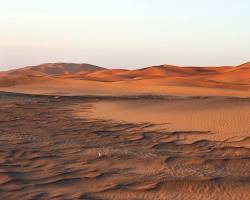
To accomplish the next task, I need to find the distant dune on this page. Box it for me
[0,62,250,96]
[6,63,105,76]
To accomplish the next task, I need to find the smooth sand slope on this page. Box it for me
[76,97,250,142]
[1,62,250,96]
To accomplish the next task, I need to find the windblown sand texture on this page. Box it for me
[1,92,250,200]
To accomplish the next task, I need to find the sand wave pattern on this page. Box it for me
[0,92,250,199]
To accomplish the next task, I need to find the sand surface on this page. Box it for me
[76,97,250,142]
[1,92,250,200]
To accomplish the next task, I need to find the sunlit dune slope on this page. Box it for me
[0,62,250,96]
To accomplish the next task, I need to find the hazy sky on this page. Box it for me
[0,0,250,70]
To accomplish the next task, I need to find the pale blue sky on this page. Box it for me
[0,0,249,70]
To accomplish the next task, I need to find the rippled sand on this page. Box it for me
[1,92,250,200]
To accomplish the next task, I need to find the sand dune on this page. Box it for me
[1,62,250,96]
[6,63,105,76]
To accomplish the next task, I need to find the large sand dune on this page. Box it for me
[0,62,250,96]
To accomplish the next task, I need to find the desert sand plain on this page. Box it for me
[1,62,250,199]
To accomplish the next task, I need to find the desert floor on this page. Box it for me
[1,92,250,200]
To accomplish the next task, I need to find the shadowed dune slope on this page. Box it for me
[6,63,106,76]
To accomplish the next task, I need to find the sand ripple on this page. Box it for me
[0,93,250,199]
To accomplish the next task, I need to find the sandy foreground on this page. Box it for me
[1,92,250,200]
